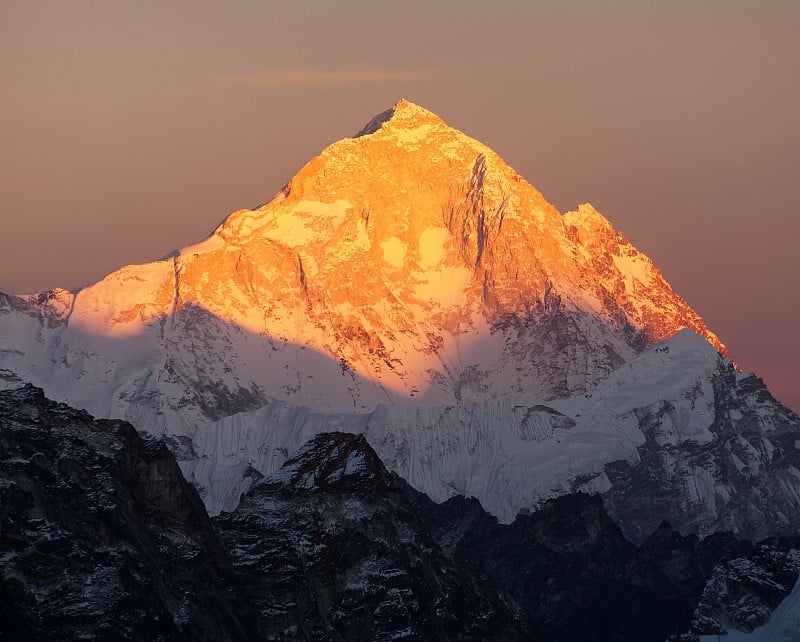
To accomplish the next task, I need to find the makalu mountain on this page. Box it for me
[1,99,799,549]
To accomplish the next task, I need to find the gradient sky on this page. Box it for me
[2,1,798,411]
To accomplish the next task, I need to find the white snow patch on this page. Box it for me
[177,234,225,257]
[612,252,652,291]
[262,200,352,247]
[380,237,407,267]
[417,226,448,268]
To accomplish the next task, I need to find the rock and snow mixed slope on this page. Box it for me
[181,330,800,543]
[688,542,800,640]
[700,577,800,641]
[214,431,526,641]
[0,99,723,438]
[3,385,795,642]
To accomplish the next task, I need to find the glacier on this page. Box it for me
[178,329,800,543]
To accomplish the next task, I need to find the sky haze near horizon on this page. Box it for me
[2,0,798,411]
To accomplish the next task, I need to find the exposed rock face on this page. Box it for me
[213,431,527,641]
[0,385,253,641]
[2,386,798,641]
[601,360,800,544]
[682,539,800,637]
[404,484,800,642]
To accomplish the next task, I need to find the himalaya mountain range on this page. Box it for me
[2,100,800,640]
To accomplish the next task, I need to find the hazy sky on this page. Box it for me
[2,1,798,411]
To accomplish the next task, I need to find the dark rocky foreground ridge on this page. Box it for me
[403,485,800,641]
[0,386,522,641]
[2,385,799,641]
[0,385,251,641]
[214,431,526,640]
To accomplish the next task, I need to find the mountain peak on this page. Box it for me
[1,99,729,424]
[354,98,444,138]
[259,432,392,496]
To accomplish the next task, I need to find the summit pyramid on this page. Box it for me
[0,99,724,434]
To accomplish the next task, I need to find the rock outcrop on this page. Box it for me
[0,385,253,641]
[214,432,527,641]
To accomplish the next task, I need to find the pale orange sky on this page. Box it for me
[1,0,798,411]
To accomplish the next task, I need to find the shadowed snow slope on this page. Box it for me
[183,330,800,543]
[4,385,798,642]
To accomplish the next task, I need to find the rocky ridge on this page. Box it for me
[3,386,798,641]
[214,432,526,641]
[0,385,252,641]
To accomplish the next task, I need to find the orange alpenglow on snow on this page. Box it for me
[1,100,725,428]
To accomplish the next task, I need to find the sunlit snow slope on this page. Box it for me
[0,100,724,440]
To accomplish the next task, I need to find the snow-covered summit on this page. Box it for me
[354,98,443,138]
[0,100,730,439]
